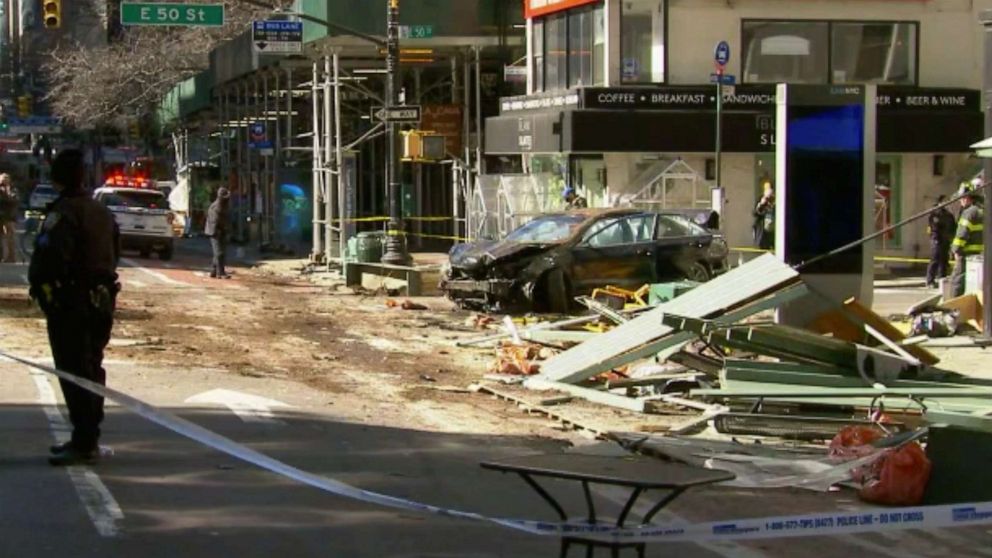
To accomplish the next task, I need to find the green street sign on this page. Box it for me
[399,25,434,39]
[120,2,224,27]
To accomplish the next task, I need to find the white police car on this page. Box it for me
[94,178,175,260]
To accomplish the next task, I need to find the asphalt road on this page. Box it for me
[0,245,990,558]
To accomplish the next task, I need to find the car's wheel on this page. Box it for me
[139,248,151,259]
[542,268,571,314]
[159,245,174,261]
[685,261,711,283]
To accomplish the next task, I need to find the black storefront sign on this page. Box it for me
[488,85,982,155]
[486,108,982,154]
[577,85,980,113]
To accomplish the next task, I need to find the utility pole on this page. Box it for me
[980,11,992,339]
[381,0,411,265]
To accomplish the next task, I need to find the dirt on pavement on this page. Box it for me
[0,257,686,443]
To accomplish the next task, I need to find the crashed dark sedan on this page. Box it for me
[441,208,728,312]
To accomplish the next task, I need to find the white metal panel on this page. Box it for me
[535,254,799,384]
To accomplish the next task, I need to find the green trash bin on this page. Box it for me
[355,231,385,263]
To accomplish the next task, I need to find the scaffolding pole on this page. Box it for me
[334,52,346,263]
[323,54,334,264]
[311,60,325,261]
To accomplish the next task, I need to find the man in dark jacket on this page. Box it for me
[28,149,120,466]
[926,195,956,289]
[0,173,19,262]
[205,187,231,279]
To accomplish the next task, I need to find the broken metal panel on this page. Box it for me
[522,378,656,413]
[721,367,990,391]
[692,383,992,413]
[534,255,800,385]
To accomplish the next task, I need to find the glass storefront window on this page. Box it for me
[743,21,829,84]
[621,0,666,83]
[831,22,916,84]
[743,20,918,85]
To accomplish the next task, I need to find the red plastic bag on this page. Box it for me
[859,443,931,506]
[829,426,884,460]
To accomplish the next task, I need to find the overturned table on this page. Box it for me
[481,453,735,557]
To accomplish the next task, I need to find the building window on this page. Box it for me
[569,9,592,87]
[831,22,916,84]
[621,0,666,84]
[533,19,544,92]
[546,14,567,91]
[742,20,918,85]
[530,2,606,92]
[743,21,829,84]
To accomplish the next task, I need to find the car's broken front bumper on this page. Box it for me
[441,278,514,299]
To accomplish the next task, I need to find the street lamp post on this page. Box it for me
[381,0,411,265]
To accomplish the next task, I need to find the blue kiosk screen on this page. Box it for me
[784,104,865,274]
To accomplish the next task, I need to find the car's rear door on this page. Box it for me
[570,214,657,293]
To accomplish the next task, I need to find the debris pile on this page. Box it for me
[464,255,992,505]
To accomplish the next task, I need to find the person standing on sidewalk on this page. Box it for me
[950,180,985,297]
[28,149,120,466]
[0,174,19,263]
[926,195,956,289]
[205,187,231,279]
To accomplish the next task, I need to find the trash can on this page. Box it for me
[355,231,385,263]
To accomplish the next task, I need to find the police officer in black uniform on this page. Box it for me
[29,149,120,466]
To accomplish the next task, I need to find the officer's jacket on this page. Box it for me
[952,204,984,256]
[28,188,120,310]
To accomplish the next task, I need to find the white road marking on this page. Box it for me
[29,370,124,537]
[125,279,148,289]
[120,257,189,287]
[185,388,290,425]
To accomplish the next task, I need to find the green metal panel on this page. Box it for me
[319,0,523,38]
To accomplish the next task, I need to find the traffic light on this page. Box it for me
[42,0,61,29]
[401,130,447,162]
[16,95,31,117]
[128,119,141,139]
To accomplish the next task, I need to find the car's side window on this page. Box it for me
[583,218,626,247]
[626,215,654,242]
[656,216,694,239]
[583,215,654,247]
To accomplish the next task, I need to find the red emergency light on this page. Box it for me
[106,174,151,188]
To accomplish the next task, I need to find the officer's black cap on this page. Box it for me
[51,149,86,190]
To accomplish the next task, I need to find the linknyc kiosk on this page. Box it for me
[775,84,877,327]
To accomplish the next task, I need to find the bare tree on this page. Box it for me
[42,0,285,128]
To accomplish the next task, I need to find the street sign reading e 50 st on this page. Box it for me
[121,2,224,26]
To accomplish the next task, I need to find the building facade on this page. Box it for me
[485,0,989,262]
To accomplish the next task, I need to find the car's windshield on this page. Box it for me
[505,214,586,243]
[33,186,56,196]
[100,191,167,210]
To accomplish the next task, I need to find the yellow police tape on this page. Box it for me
[730,248,944,266]
[333,215,454,224]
